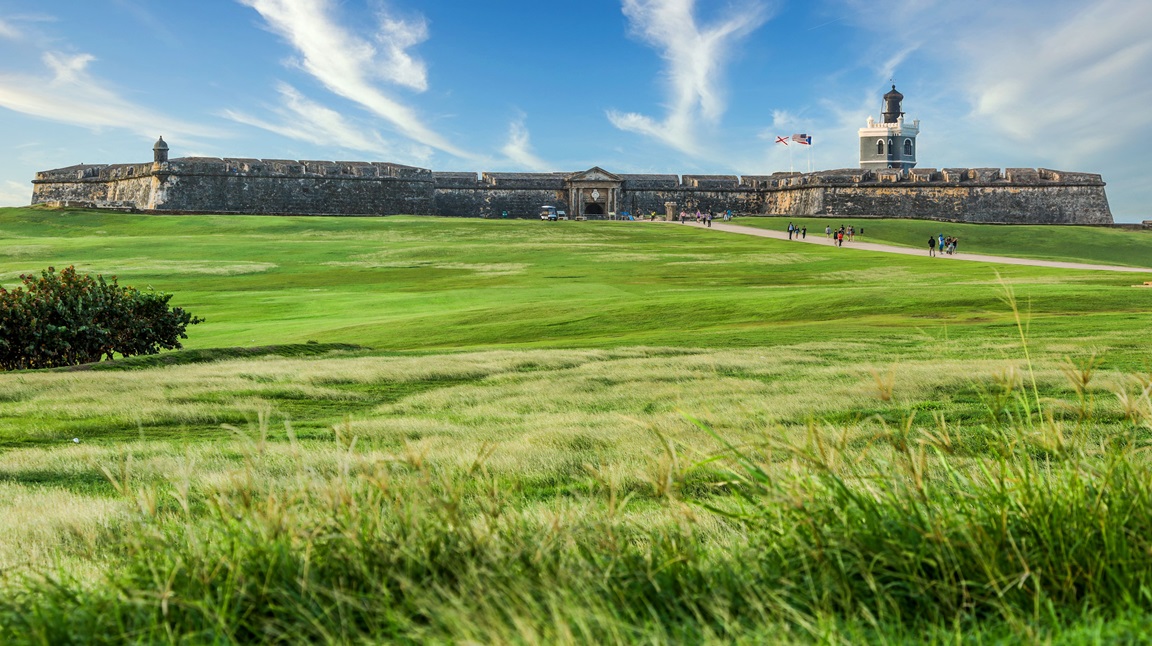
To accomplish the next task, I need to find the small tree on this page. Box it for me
[0,266,203,370]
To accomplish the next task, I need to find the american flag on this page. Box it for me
[792,134,812,145]
[775,136,788,145]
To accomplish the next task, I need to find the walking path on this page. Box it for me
[673,221,1152,274]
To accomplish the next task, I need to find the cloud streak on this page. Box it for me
[0,19,19,40]
[607,0,770,154]
[222,83,393,155]
[500,112,550,171]
[959,1,1152,162]
[240,0,471,159]
[0,51,220,140]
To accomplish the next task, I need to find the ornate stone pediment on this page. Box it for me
[567,167,622,183]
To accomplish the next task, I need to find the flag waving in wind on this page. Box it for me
[775,136,789,145]
[792,134,812,145]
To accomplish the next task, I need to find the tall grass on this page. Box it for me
[2,357,1152,643]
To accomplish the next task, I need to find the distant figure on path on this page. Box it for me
[928,236,937,257]
[801,226,807,239]
[706,212,713,227]
[787,222,795,239]
[825,225,831,238]
[938,234,945,252]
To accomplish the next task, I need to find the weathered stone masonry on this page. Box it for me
[32,155,1113,225]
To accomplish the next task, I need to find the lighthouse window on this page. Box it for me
[904,139,913,155]
[876,140,885,155]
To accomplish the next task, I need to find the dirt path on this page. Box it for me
[671,220,1152,274]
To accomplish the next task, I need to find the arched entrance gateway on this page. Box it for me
[565,167,622,219]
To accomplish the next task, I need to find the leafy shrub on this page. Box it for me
[0,266,203,370]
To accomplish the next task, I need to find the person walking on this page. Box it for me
[801,226,807,239]
[825,225,832,238]
[787,222,794,239]
[706,212,712,227]
[928,235,937,257]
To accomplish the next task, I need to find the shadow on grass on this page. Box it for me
[47,343,371,372]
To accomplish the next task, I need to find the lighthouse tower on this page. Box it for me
[859,85,919,171]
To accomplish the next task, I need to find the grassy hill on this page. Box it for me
[2,207,1152,643]
[1,208,1149,353]
[736,215,1152,267]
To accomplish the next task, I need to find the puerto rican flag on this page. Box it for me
[775,136,789,145]
[792,134,812,145]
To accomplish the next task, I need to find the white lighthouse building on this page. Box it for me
[859,85,919,171]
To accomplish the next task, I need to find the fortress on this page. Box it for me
[31,88,1113,225]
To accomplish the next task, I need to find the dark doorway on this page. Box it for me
[584,203,605,216]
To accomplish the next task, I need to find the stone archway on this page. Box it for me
[565,167,623,220]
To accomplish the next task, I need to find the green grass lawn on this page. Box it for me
[735,215,1152,267]
[2,207,1152,643]
[2,208,1150,355]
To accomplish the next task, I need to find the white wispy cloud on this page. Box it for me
[222,83,393,154]
[607,0,771,154]
[0,19,19,40]
[240,0,471,159]
[500,112,550,171]
[0,180,30,207]
[841,0,1152,163]
[0,51,219,139]
[959,1,1152,162]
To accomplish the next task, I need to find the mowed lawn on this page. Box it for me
[1,208,1150,354]
[736,215,1152,267]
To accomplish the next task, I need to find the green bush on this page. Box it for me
[0,266,203,370]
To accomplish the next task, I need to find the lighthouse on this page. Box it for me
[859,85,919,171]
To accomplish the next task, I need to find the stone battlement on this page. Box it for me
[30,156,1113,225]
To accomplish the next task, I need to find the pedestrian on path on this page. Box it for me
[825,225,831,238]
[801,226,807,239]
[928,236,937,257]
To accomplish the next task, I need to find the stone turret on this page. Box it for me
[153,136,169,164]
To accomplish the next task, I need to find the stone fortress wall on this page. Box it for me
[32,157,1114,225]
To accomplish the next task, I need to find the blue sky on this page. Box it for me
[1,0,1149,221]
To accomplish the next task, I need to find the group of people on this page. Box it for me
[680,210,734,227]
[787,222,865,248]
[928,234,960,256]
[830,225,859,246]
[787,222,806,239]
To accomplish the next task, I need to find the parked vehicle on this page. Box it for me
[540,205,558,221]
